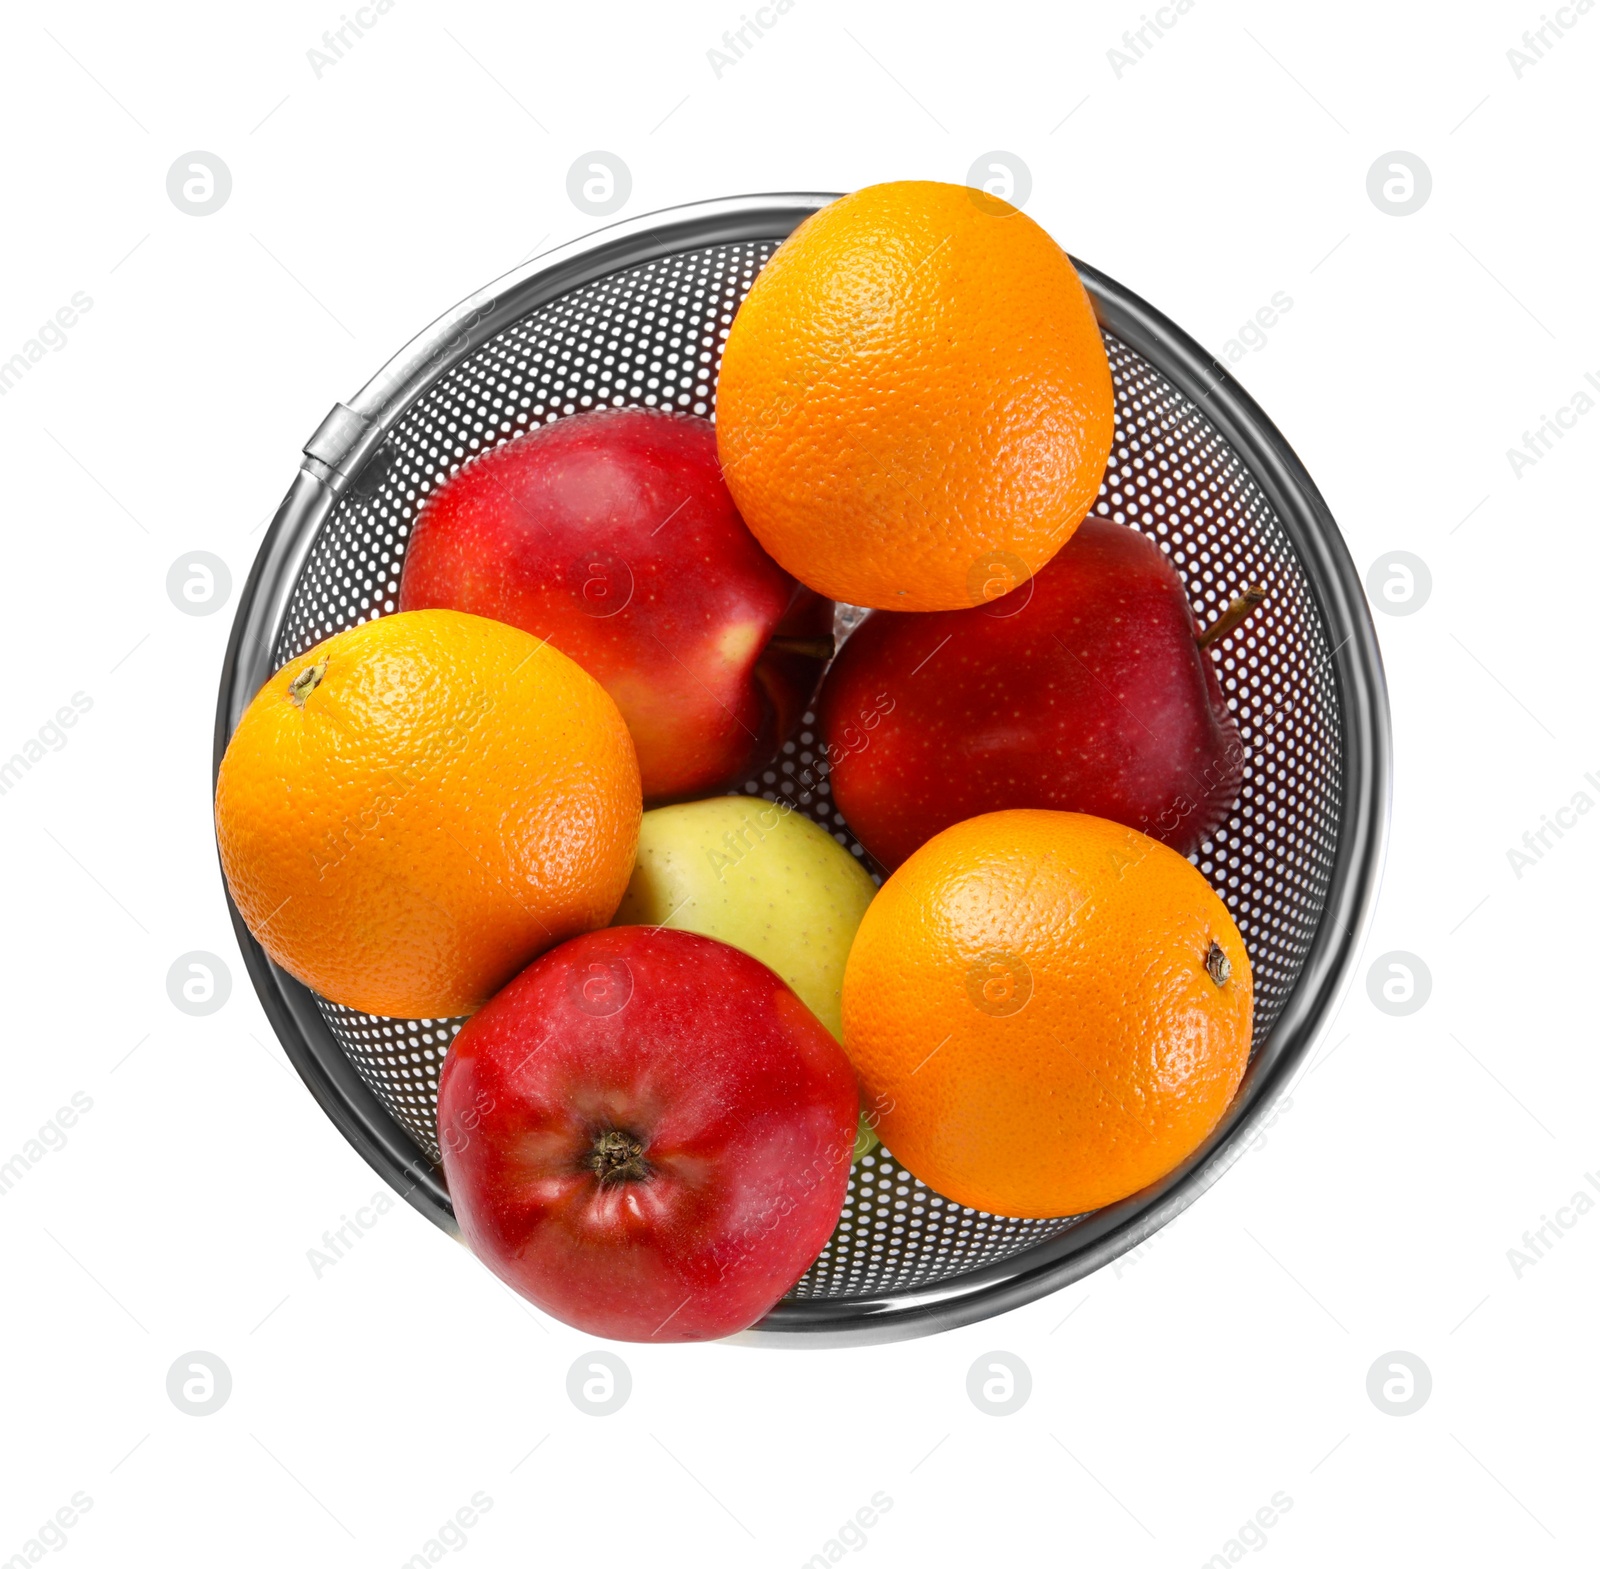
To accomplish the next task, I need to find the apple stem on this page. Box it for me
[1197,588,1268,651]
[766,635,836,662]
[586,1129,650,1185]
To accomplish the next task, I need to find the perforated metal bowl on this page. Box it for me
[215,194,1389,1345]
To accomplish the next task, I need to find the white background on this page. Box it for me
[1,0,1593,1564]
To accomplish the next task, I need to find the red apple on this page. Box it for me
[397,407,832,801]
[817,518,1251,870]
[436,926,858,1342]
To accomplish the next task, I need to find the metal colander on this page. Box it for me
[215,194,1389,1345]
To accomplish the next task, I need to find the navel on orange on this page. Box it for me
[841,810,1252,1217]
[716,180,1115,612]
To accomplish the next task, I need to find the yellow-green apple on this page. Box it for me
[612,795,884,1154]
[398,407,832,801]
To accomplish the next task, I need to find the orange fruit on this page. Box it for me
[215,609,641,1019]
[841,810,1252,1217]
[715,180,1115,612]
